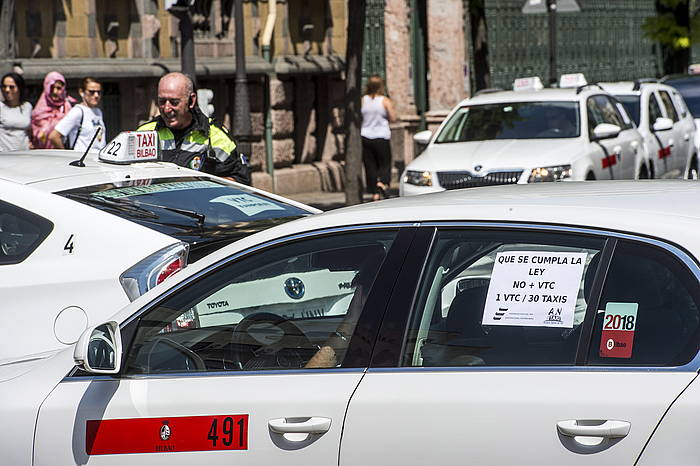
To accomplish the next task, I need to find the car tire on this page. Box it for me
[687,158,699,180]
[586,172,596,181]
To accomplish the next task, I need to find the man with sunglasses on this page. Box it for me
[137,72,250,185]
[49,77,106,151]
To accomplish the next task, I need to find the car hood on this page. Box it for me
[407,139,583,173]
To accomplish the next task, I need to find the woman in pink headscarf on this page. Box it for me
[31,72,73,149]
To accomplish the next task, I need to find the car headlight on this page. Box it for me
[403,170,433,186]
[528,165,572,183]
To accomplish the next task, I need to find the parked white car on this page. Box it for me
[600,80,697,178]
[0,131,318,365]
[1,180,698,465]
[401,75,649,196]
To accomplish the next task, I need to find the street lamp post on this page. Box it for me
[233,0,252,160]
[167,0,197,86]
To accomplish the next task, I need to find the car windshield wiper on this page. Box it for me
[129,200,206,227]
[63,192,158,219]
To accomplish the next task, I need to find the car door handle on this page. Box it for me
[557,420,631,438]
[268,417,331,434]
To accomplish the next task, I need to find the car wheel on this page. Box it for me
[687,158,699,180]
[586,172,596,181]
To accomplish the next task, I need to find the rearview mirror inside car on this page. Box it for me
[74,321,122,374]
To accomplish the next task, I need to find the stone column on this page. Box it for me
[384,0,414,116]
[426,0,467,114]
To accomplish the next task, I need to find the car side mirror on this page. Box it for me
[74,321,122,374]
[413,130,433,146]
[652,117,674,132]
[592,123,621,141]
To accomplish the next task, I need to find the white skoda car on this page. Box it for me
[600,80,697,179]
[0,132,318,365]
[401,75,649,196]
[1,181,698,465]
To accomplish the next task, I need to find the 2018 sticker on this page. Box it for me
[599,302,638,359]
[86,414,248,455]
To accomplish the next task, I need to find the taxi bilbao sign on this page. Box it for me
[98,131,160,164]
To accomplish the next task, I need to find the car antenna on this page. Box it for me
[69,127,102,167]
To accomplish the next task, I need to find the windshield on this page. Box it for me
[435,101,580,143]
[58,177,311,259]
[615,95,640,126]
[663,77,700,118]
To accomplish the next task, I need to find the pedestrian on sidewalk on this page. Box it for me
[49,77,106,151]
[137,72,250,185]
[31,72,74,149]
[361,75,397,201]
[0,72,33,152]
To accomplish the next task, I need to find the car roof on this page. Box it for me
[0,150,192,186]
[599,81,676,96]
[460,87,604,106]
[177,181,700,273]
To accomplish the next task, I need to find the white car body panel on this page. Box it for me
[0,180,177,363]
[34,372,364,466]
[341,371,697,465]
[600,81,697,179]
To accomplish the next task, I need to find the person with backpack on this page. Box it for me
[49,77,106,151]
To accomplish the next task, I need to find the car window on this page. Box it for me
[593,95,625,127]
[664,77,700,118]
[123,230,398,374]
[402,229,604,367]
[658,90,680,122]
[0,200,53,265]
[587,241,700,366]
[435,101,580,142]
[671,90,688,118]
[648,93,664,128]
[59,177,312,261]
[615,95,640,126]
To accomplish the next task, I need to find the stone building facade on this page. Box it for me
[5,0,349,194]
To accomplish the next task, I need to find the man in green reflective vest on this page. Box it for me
[137,72,250,185]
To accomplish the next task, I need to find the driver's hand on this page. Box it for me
[305,345,337,369]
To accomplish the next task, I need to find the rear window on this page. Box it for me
[58,177,310,232]
[436,101,581,143]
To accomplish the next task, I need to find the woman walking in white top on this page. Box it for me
[361,75,397,201]
[49,77,106,151]
[0,72,33,152]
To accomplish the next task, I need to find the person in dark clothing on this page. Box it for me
[138,72,250,185]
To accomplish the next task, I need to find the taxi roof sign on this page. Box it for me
[98,131,160,164]
[513,76,544,92]
[559,73,587,88]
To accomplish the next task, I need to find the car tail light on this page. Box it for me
[119,242,189,301]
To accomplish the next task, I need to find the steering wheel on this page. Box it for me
[230,312,317,370]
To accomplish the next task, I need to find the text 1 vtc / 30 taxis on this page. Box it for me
[1,181,698,465]
[0,131,318,365]
[401,74,654,196]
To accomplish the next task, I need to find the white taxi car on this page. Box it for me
[401,75,648,196]
[600,80,697,178]
[1,181,698,465]
[0,131,318,365]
